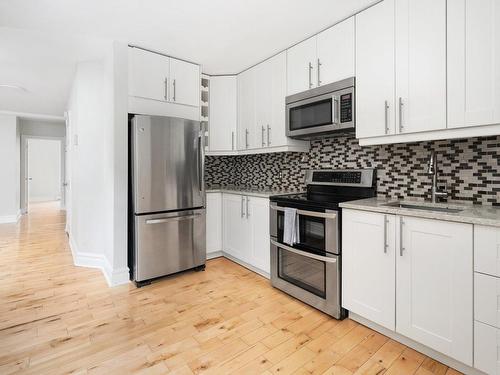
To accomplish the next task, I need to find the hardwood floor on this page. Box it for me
[0,202,462,375]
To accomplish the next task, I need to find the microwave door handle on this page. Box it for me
[333,95,340,124]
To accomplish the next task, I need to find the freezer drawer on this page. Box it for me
[134,209,206,282]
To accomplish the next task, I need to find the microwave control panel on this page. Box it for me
[340,93,353,123]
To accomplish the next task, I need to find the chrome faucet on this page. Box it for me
[427,151,447,203]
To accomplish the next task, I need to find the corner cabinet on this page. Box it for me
[222,193,270,276]
[342,209,473,366]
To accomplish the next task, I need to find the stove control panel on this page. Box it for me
[305,169,375,188]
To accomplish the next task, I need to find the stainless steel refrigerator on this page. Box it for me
[130,114,206,286]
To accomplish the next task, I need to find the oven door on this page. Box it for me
[270,239,344,319]
[286,86,354,139]
[270,204,338,255]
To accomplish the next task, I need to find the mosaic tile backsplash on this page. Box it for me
[205,135,500,206]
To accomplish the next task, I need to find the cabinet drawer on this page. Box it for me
[476,272,500,329]
[475,225,500,277]
[475,321,500,375]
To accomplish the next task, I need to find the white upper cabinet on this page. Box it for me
[396,216,473,366]
[317,17,355,86]
[128,47,200,108]
[395,0,447,134]
[237,67,256,150]
[448,0,500,129]
[268,52,288,148]
[286,37,317,96]
[287,17,355,96]
[209,76,237,152]
[169,58,200,107]
[254,61,272,149]
[356,0,396,138]
[129,47,169,102]
[342,209,396,331]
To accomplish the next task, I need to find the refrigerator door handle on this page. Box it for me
[145,213,202,224]
[198,133,204,193]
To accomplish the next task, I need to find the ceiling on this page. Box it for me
[0,0,378,117]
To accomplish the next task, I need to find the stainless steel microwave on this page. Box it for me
[286,77,355,139]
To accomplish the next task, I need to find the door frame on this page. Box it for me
[20,135,66,214]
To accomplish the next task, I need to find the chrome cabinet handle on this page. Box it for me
[261,126,265,147]
[271,240,337,263]
[317,58,322,86]
[267,125,271,146]
[246,197,250,218]
[245,128,249,149]
[164,77,168,100]
[383,215,388,253]
[384,100,389,134]
[231,131,234,150]
[399,217,405,256]
[172,79,176,101]
[146,213,201,224]
[241,196,245,218]
[398,97,404,132]
[308,62,313,89]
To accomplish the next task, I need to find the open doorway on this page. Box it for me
[21,136,65,214]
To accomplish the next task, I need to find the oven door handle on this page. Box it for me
[271,239,337,264]
[270,204,337,220]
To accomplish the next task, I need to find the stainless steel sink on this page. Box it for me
[383,201,465,214]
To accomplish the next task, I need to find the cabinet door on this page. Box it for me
[128,47,169,101]
[342,209,396,330]
[286,37,317,95]
[169,58,200,107]
[269,52,288,148]
[254,61,272,149]
[474,321,500,375]
[237,68,256,150]
[209,76,237,152]
[248,196,270,274]
[448,0,500,128]
[317,17,355,87]
[395,0,447,133]
[206,192,222,256]
[396,216,473,365]
[222,194,251,261]
[356,0,396,138]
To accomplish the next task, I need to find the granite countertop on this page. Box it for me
[206,185,303,198]
[339,197,500,227]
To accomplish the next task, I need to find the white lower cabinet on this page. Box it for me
[221,193,270,275]
[397,216,473,366]
[342,210,473,366]
[342,209,396,330]
[475,320,500,375]
[206,192,222,257]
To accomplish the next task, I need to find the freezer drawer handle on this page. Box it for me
[145,213,201,224]
[271,240,337,263]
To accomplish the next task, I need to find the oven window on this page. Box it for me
[278,248,326,298]
[289,98,332,131]
[278,213,326,253]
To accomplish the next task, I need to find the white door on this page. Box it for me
[223,194,251,262]
[209,76,237,152]
[248,196,270,274]
[356,0,396,138]
[128,47,169,101]
[317,17,355,87]
[269,51,287,148]
[342,209,396,330]
[286,37,317,95]
[396,216,473,365]
[448,0,500,129]
[254,60,272,149]
[395,0,447,133]
[206,192,222,256]
[237,68,256,150]
[169,58,200,107]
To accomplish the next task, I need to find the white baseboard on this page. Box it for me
[349,312,486,375]
[69,236,130,287]
[221,252,270,279]
[207,251,223,260]
[0,210,21,224]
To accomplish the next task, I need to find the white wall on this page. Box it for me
[0,114,20,223]
[27,138,61,202]
[66,41,129,286]
[21,119,66,137]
